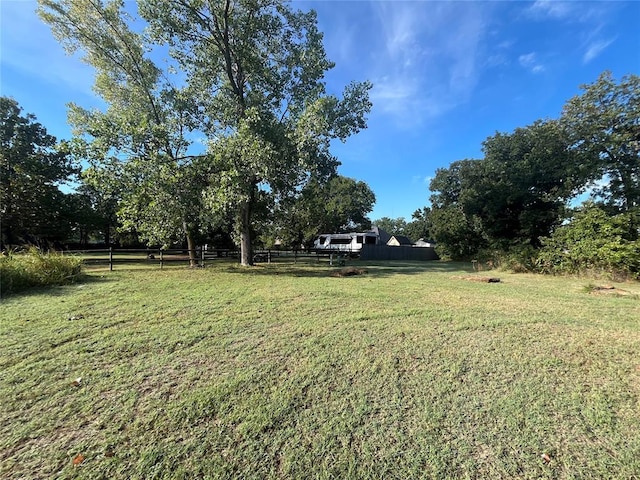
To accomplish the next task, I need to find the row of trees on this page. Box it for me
[1,95,376,253]
[1,97,78,247]
[423,72,639,277]
[23,0,374,265]
[371,208,433,243]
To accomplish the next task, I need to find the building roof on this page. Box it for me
[371,226,392,244]
[387,235,413,246]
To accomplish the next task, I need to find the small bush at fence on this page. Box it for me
[0,248,83,296]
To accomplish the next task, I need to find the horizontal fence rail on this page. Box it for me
[64,247,358,270]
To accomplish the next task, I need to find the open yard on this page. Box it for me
[1,261,639,479]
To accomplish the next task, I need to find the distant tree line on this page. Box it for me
[371,208,433,244]
[420,72,639,278]
[0,96,375,253]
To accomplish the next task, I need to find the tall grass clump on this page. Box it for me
[0,248,83,296]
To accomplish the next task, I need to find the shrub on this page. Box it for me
[537,205,640,280]
[499,245,540,273]
[0,248,84,297]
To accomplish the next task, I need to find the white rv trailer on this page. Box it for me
[313,232,379,252]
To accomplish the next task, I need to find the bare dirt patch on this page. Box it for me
[331,267,368,278]
[588,285,636,297]
[456,276,502,283]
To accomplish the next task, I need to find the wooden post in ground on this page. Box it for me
[109,247,113,271]
[160,249,164,269]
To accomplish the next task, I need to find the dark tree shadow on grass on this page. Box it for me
[0,273,115,300]
[219,260,476,279]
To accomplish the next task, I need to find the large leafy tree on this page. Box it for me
[39,0,209,265]
[0,97,77,247]
[405,207,433,243]
[428,121,583,258]
[473,120,581,249]
[139,0,372,265]
[428,159,487,259]
[562,71,640,212]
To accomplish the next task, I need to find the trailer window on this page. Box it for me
[330,238,352,245]
[318,236,327,244]
[356,236,364,244]
[365,236,376,244]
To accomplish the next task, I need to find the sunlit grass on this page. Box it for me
[1,261,639,479]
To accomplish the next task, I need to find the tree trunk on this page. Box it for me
[184,220,198,267]
[103,222,111,246]
[239,200,253,266]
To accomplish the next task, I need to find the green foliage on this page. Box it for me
[404,207,433,243]
[39,0,210,265]
[0,248,83,296]
[373,210,435,243]
[0,97,78,246]
[423,73,639,273]
[537,204,640,279]
[477,120,581,248]
[271,175,375,248]
[561,71,640,211]
[430,204,486,260]
[429,121,579,258]
[40,0,373,266]
[372,216,407,236]
[139,0,372,265]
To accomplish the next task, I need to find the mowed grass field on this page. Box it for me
[1,261,639,479]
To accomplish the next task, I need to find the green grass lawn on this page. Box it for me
[1,261,639,479]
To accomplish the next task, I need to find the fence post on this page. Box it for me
[160,249,164,269]
[268,249,271,264]
[109,247,113,271]
[200,246,205,268]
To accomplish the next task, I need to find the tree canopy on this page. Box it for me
[424,71,639,275]
[271,175,375,249]
[561,71,640,212]
[39,0,372,265]
[139,0,372,264]
[39,0,217,264]
[0,97,78,247]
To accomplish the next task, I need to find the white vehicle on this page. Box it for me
[313,232,379,252]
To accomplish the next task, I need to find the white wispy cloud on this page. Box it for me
[529,0,573,20]
[583,38,616,63]
[528,0,608,23]
[526,0,620,69]
[410,174,433,186]
[519,52,545,73]
[368,1,491,129]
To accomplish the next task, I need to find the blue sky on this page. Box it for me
[1,0,639,221]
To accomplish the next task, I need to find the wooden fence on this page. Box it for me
[359,245,439,261]
[67,247,352,270]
